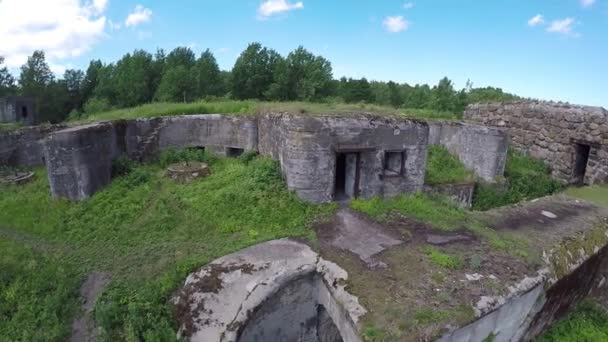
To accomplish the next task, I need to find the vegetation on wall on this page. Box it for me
[425,145,475,185]
[0,43,519,124]
[472,151,563,210]
[536,301,608,342]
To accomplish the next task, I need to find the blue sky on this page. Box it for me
[0,0,606,107]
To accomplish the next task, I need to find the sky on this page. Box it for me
[0,0,606,107]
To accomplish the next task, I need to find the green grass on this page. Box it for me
[0,122,23,132]
[0,239,80,341]
[71,99,458,124]
[0,151,334,340]
[536,301,608,342]
[472,150,563,210]
[425,145,475,185]
[566,185,608,207]
[424,247,462,269]
[350,192,473,231]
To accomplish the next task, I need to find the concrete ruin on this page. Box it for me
[465,101,608,185]
[29,113,508,202]
[172,239,366,342]
[0,96,37,126]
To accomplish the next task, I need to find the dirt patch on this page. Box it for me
[489,198,596,231]
[70,272,111,342]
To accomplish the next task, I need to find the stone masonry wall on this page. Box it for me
[464,102,608,185]
[0,125,65,167]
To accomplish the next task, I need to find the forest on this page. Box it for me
[0,43,519,123]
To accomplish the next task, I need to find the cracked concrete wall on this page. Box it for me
[259,114,429,203]
[464,102,608,185]
[0,97,38,126]
[428,121,508,182]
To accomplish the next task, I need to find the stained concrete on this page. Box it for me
[172,239,366,342]
[320,209,403,267]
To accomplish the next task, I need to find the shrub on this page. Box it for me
[472,151,563,210]
[537,301,608,342]
[425,145,474,185]
[111,156,136,177]
[83,97,112,115]
[424,247,462,269]
[157,147,211,167]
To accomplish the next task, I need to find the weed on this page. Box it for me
[472,151,563,210]
[363,325,388,341]
[424,247,462,269]
[536,300,608,342]
[425,145,475,185]
[469,254,483,270]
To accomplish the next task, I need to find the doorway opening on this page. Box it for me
[572,143,590,185]
[21,106,28,119]
[334,152,360,201]
[226,147,244,158]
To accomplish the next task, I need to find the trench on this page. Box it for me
[236,274,346,342]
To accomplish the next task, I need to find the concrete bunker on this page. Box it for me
[173,239,366,342]
[334,151,361,201]
[237,274,344,342]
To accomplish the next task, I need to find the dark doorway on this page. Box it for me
[334,152,360,201]
[227,147,244,158]
[572,143,590,185]
[21,106,28,119]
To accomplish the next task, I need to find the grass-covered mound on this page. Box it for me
[472,151,563,210]
[0,150,334,341]
[72,99,459,124]
[425,145,475,185]
[537,301,608,342]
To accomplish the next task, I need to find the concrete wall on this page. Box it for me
[0,125,65,167]
[259,114,429,203]
[428,121,508,182]
[439,238,608,342]
[423,182,475,208]
[0,97,37,126]
[43,123,117,201]
[465,102,608,185]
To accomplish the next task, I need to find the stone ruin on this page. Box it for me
[0,96,38,126]
[465,101,608,185]
[0,113,509,203]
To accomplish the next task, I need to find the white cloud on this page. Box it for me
[547,17,577,36]
[528,14,544,27]
[125,5,152,27]
[383,16,409,33]
[217,47,230,54]
[581,0,596,8]
[0,0,107,69]
[257,0,303,19]
[403,2,414,9]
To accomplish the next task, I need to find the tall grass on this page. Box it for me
[425,145,475,185]
[0,153,334,340]
[472,151,563,210]
[72,99,458,124]
[536,301,608,342]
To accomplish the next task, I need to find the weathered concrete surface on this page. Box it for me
[428,121,508,182]
[438,196,608,342]
[315,209,403,268]
[44,123,117,201]
[172,239,366,342]
[0,96,37,125]
[259,113,429,203]
[465,101,608,185]
[0,124,65,167]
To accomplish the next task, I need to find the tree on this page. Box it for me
[165,47,196,70]
[232,43,283,100]
[0,57,16,97]
[430,77,457,112]
[155,66,196,102]
[387,81,403,107]
[111,50,156,107]
[64,69,85,111]
[195,49,222,97]
[268,46,332,101]
[81,60,103,106]
[19,51,54,95]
